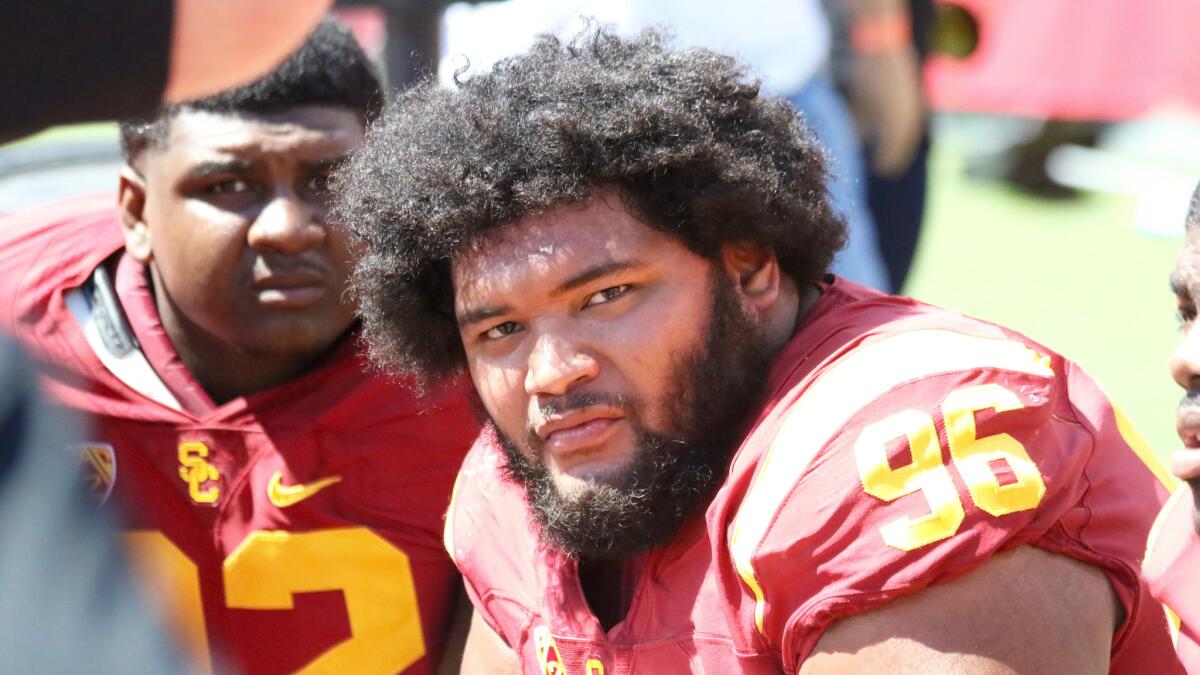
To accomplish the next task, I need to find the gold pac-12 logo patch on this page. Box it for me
[74,442,116,505]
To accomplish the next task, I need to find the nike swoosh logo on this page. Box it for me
[267,470,342,508]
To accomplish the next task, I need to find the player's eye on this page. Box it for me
[583,284,631,308]
[305,174,331,194]
[483,321,523,340]
[1179,306,1196,330]
[205,179,252,195]
[1176,294,1195,329]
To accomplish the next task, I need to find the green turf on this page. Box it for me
[905,141,1183,467]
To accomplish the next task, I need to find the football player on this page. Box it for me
[335,26,1181,673]
[0,18,477,675]
[1145,183,1200,671]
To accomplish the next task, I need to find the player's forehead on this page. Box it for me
[158,106,364,168]
[450,193,699,308]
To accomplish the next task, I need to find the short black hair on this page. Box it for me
[119,16,383,162]
[333,24,846,387]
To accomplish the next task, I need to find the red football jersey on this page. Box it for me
[0,195,480,675]
[446,277,1180,674]
[1146,486,1200,672]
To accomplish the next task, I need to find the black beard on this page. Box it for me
[494,272,779,560]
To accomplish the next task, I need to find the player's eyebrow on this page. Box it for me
[553,259,643,294]
[1171,272,1192,300]
[181,159,255,181]
[300,156,350,174]
[456,259,644,329]
[457,304,509,329]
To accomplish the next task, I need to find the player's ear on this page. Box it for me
[118,165,152,263]
[719,243,781,311]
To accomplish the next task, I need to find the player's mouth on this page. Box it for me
[253,271,329,308]
[534,408,626,464]
[1171,400,1200,480]
[1176,402,1200,449]
[1171,447,1200,483]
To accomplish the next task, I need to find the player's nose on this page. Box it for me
[247,192,326,254]
[524,329,599,397]
[1171,324,1200,392]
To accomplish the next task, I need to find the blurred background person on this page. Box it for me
[825,0,933,291]
[335,0,445,90]
[333,0,500,91]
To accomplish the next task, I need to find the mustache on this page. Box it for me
[1179,391,1200,412]
[528,391,632,431]
[253,254,329,276]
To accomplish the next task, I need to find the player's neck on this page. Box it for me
[578,555,644,632]
[792,282,822,335]
[150,276,329,405]
[764,273,817,353]
[165,316,321,404]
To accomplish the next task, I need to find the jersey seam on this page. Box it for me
[1058,366,1146,652]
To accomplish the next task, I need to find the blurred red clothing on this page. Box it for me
[926,0,1200,120]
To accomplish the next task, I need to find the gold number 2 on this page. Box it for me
[125,527,425,674]
[855,383,1047,551]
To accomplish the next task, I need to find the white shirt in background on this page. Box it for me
[440,0,830,96]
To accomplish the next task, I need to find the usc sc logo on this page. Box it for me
[178,441,220,504]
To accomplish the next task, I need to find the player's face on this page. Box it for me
[453,192,775,557]
[1170,223,1200,481]
[132,106,363,362]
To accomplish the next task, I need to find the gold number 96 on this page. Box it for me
[855,383,1047,551]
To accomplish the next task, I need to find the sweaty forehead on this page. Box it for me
[160,106,363,161]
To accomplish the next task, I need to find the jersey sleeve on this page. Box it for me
[725,327,1172,670]
[0,194,120,336]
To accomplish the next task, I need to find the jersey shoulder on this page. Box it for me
[0,193,121,319]
[722,292,1171,668]
[0,194,122,332]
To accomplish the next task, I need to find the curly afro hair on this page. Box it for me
[333,24,846,387]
